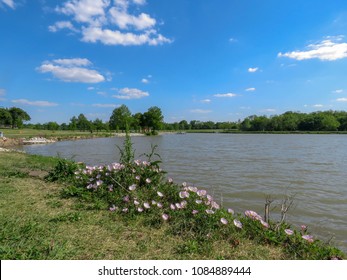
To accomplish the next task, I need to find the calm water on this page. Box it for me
[22,134,347,252]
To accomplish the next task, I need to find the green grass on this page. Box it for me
[0,128,113,140]
[0,151,344,260]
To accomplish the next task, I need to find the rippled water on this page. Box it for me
[22,134,347,252]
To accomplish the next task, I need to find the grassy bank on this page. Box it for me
[0,148,344,260]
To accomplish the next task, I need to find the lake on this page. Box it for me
[22,133,347,252]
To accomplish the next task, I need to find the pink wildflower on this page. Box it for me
[302,235,314,243]
[167,177,173,183]
[205,209,214,214]
[123,195,130,202]
[157,191,164,197]
[135,175,140,181]
[301,225,308,232]
[137,207,144,213]
[143,202,151,209]
[245,210,262,221]
[233,219,243,229]
[195,199,203,204]
[170,204,176,210]
[197,190,207,197]
[157,202,163,208]
[260,220,269,228]
[220,218,228,225]
[227,208,234,215]
[122,208,128,213]
[128,184,136,191]
[192,210,199,215]
[145,178,151,184]
[179,191,189,199]
[109,205,117,211]
[284,229,294,236]
[162,214,169,221]
[188,186,198,192]
[211,201,220,209]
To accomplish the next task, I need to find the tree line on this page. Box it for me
[2,106,347,132]
[0,105,164,134]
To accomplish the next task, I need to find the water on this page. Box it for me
[22,134,347,252]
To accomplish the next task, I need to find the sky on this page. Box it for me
[1,0,347,124]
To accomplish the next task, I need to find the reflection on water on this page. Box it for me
[23,134,347,252]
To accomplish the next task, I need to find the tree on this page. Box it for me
[8,107,31,128]
[93,118,105,132]
[76,114,91,131]
[132,112,144,132]
[109,105,132,132]
[143,106,164,133]
[46,122,60,131]
[0,108,12,127]
[69,116,78,131]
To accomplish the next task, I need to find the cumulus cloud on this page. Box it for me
[37,58,105,83]
[248,67,258,73]
[112,87,149,99]
[11,99,58,107]
[52,0,171,46]
[81,27,171,46]
[48,21,78,32]
[278,37,347,61]
[336,98,347,102]
[190,109,212,114]
[214,93,238,98]
[1,0,15,9]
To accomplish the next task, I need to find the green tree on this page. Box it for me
[109,105,132,132]
[0,108,12,127]
[47,122,60,131]
[69,116,78,131]
[76,114,91,131]
[93,118,105,132]
[143,106,164,134]
[8,107,31,128]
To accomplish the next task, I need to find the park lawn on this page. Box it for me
[0,151,287,260]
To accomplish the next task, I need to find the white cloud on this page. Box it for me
[81,27,171,46]
[248,67,258,73]
[190,109,212,114]
[200,99,211,103]
[87,86,95,90]
[333,89,344,94]
[52,0,171,47]
[336,98,347,102]
[1,0,15,9]
[112,87,149,99]
[214,93,238,98]
[92,103,118,108]
[56,0,109,26]
[109,7,156,30]
[229,37,238,43]
[262,108,276,112]
[245,87,256,92]
[97,91,107,96]
[48,21,78,33]
[278,37,347,61]
[37,58,105,83]
[11,99,58,107]
[52,58,92,66]
[141,78,149,84]
[0,88,6,96]
[313,104,324,108]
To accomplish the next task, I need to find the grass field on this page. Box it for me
[0,151,293,260]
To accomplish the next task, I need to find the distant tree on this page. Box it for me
[69,116,78,131]
[46,122,60,131]
[179,120,189,130]
[132,112,144,132]
[0,108,12,127]
[76,114,91,131]
[93,118,105,132]
[60,123,69,130]
[143,106,164,133]
[109,105,132,132]
[8,107,31,128]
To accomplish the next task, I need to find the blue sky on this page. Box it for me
[1,0,347,124]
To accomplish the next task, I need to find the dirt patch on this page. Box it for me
[0,137,23,148]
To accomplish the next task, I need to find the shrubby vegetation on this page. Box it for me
[44,133,345,259]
